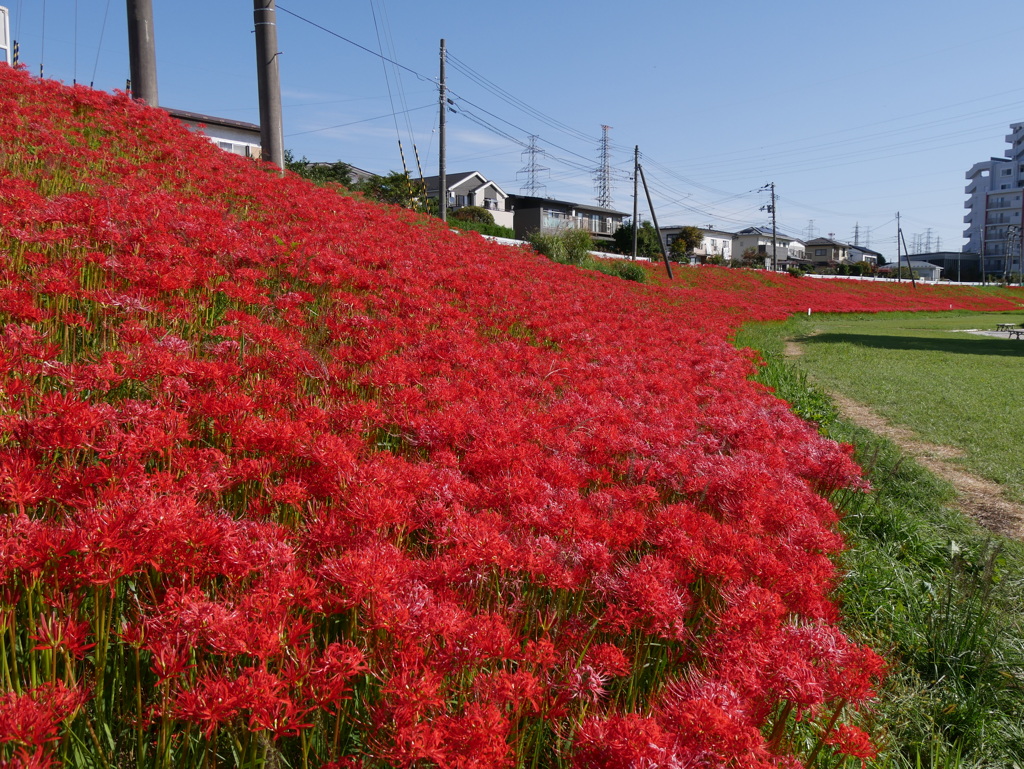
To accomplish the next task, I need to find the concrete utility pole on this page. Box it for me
[439,39,447,222]
[253,0,284,170]
[632,146,639,260]
[125,0,158,104]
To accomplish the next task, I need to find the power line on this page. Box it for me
[285,103,433,138]
[275,4,435,84]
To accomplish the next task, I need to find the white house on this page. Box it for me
[732,227,805,268]
[660,226,734,261]
[422,172,515,229]
[0,6,11,66]
[164,108,262,159]
[848,244,883,266]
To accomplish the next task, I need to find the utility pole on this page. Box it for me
[438,39,447,223]
[125,0,158,104]
[632,146,639,261]
[253,0,284,169]
[896,212,901,283]
[760,183,777,270]
[637,162,673,279]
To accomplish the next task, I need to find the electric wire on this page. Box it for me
[368,0,404,163]
[275,4,435,84]
[285,103,434,138]
[90,0,112,88]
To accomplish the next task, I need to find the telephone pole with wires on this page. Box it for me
[438,38,447,222]
[760,182,777,271]
[253,0,284,169]
[632,146,639,260]
[125,0,158,104]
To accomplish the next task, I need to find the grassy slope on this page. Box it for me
[736,318,1024,768]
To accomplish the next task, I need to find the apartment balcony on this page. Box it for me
[541,213,617,236]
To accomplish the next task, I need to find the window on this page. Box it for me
[1002,168,1013,176]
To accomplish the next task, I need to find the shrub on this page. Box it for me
[560,228,594,266]
[606,260,648,283]
[449,218,516,239]
[450,205,494,225]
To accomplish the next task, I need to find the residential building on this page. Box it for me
[848,245,883,266]
[422,172,514,229]
[888,260,943,281]
[732,227,805,267]
[911,251,980,282]
[506,194,628,244]
[660,226,734,262]
[0,6,10,66]
[804,237,850,267]
[963,122,1024,278]
[165,108,262,159]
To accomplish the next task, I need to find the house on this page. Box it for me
[0,6,10,67]
[421,172,514,229]
[660,226,734,262]
[164,107,261,159]
[804,237,850,267]
[883,260,943,281]
[848,244,883,266]
[732,227,805,268]
[505,194,629,244]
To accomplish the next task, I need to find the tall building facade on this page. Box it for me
[963,123,1024,277]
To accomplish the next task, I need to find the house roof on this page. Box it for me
[736,226,801,242]
[804,237,848,248]
[421,172,509,199]
[507,194,629,218]
[849,244,883,257]
[163,107,261,135]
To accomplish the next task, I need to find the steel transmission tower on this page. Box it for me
[517,135,549,196]
[595,125,613,208]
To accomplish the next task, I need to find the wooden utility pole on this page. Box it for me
[125,0,158,104]
[253,0,284,170]
[439,39,447,223]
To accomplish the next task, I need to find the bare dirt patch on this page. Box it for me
[785,341,1024,540]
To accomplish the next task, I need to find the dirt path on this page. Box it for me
[784,341,1024,539]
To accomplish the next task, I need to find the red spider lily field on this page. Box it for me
[1,66,1021,768]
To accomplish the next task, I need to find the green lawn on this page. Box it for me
[735,315,1024,767]
[781,311,1024,504]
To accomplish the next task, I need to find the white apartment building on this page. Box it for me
[963,122,1024,277]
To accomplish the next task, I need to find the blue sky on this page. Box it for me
[8,0,1024,258]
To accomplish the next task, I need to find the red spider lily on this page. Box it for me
[1,62,1014,766]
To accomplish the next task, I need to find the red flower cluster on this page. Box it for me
[0,66,1017,767]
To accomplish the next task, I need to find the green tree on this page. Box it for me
[354,171,425,210]
[612,220,661,258]
[284,149,353,187]
[669,226,704,263]
[740,246,765,268]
